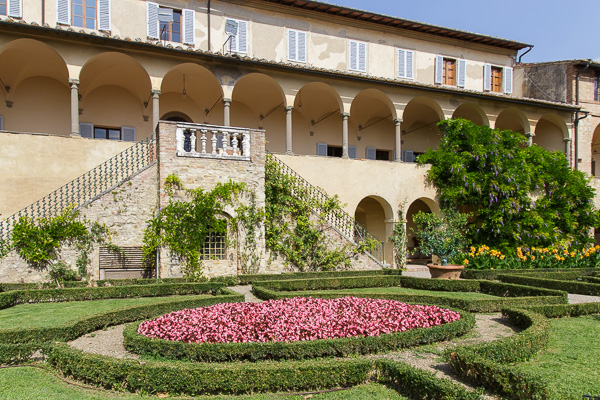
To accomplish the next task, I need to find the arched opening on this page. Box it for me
[293,82,343,157]
[592,124,600,176]
[401,97,444,162]
[534,114,568,154]
[0,39,70,135]
[452,103,489,126]
[160,63,223,126]
[79,52,152,141]
[354,195,394,264]
[495,108,529,136]
[350,89,396,160]
[232,73,286,152]
[405,198,435,262]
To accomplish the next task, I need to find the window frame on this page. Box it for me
[287,28,307,63]
[159,7,182,43]
[348,39,367,73]
[225,17,248,54]
[1,0,22,18]
[71,0,97,29]
[201,230,227,260]
[396,48,414,80]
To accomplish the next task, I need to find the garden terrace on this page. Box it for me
[251,275,568,312]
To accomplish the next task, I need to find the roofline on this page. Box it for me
[520,59,600,69]
[258,0,532,51]
[0,19,576,113]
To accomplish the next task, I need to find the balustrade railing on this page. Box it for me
[0,135,157,242]
[175,124,251,160]
[267,153,385,265]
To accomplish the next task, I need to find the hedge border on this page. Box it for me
[461,267,597,280]
[498,273,600,296]
[0,291,243,344]
[0,282,228,310]
[122,309,475,363]
[252,276,567,312]
[237,269,399,285]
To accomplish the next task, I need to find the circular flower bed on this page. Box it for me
[137,297,461,344]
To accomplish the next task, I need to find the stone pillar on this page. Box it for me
[285,105,293,154]
[152,89,161,135]
[223,98,232,127]
[341,112,350,159]
[394,118,402,162]
[526,133,534,147]
[564,137,572,165]
[69,79,80,137]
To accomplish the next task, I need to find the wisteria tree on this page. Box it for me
[419,118,599,250]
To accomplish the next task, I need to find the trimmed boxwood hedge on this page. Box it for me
[47,345,374,396]
[376,359,481,400]
[447,308,551,399]
[498,273,600,296]
[252,276,567,312]
[0,281,88,292]
[122,310,475,362]
[461,267,597,281]
[582,276,600,284]
[523,302,600,318]
[0,291,244,344]
[237,269,398,285]
[0,282,228,310]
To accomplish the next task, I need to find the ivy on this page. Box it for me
[265,155,374,272]
[419,119,599,251]
[9,205,113,286]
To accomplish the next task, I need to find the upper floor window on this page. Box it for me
[225,18,248,54]
[79,123,136,142]
[147,2,194,45]
[57,0,110,30]
[287,29,307,63]
[595,75,600,102]
[348,40,367,72]
[484,64,513,94]
[0,0,22,18]
[397,48,414,80]
[435,55,465,87]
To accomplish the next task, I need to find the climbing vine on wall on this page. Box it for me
[265,155,375,272]
[388,206,409,270]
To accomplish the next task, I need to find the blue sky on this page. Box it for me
[331,0,599,63]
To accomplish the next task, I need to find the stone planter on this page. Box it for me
[426,263,464,279]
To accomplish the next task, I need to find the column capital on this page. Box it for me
[151,89,161,98]
[341,112,350,119]
[393,118,403,125]
[68,78,80,87]
[284,105,294,112]
[525,133,534,138]
[564,137,572,142]
[223,97,232,105]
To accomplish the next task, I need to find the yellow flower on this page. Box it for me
[463,259,469,265]
[500,255,505,260]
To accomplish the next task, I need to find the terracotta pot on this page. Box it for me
[426,263,464,279]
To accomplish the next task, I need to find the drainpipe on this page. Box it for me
[207,0,212,52]
[517,45,533,64]
[574,60,591,170]
[41,0,45,25]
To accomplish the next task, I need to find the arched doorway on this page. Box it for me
[354,195,394,264]
[405,198,436,262]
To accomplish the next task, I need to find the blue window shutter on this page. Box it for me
[406,50,414,79]
[79,123,93,139]
[435,55,444,84]
[297,31,306,62]
[504,67,513,94]
[397,49,405,78]
[147,2,159,39]
[358,42,366,72]
[316,143,327,156]
[56,0,70,25]
[182,9,195,45]
[98,0,110,31]
[122,126,136,142]
[0,115,3,130]
[484,64,492,91]
[237,20,248,53]
[8,0,22,18]
[366,147,376,160]
[288,30,297,61]
[349,145,357,159]
[348,41,358,71]
[457,59,466,88]
[403,150,414,163]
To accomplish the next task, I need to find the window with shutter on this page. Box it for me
[348,145,357,159]
[457,59,466,88]
[397,49,414,79]
[6,0,22,18]
[366,147,376,160]
[484,64,492,91]
[79,123,93,138]
[348,40,366,72]
[122,126,136,142]
[57,0,70,24]
[287,29,307,62]
[435,55,444,84]
[98,0,110,30]
[226,18,248,54]
[316,143,328,156]
[71,0,97,29]
[443,58,456,86]
[182,9,194,45]
[147,2,158,38]
[503,67,513,94]
[158,8,181,42]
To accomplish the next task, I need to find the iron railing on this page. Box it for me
[267,153,385,265]
[0,135,157,242]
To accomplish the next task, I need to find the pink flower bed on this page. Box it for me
[137,297,461,344]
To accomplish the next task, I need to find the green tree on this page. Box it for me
[419,119,599,250]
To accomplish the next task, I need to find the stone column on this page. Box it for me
[223,98,232,127]
[284,105,293,154]
[152,89,161,135]
[394,118,402,162]
[564,137,572,165]
[69,79,80,137]
[526,133,534,147]
[341,112,350,159]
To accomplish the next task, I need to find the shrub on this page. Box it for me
[498,273,600,296]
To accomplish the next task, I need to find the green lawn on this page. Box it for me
[0,367,407,400]
[515,315,600,399]
[279,287,498,300]
[0,295,211,329]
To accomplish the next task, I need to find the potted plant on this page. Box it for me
[412,209,469,279]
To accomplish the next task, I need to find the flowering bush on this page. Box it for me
[462,245,600,270]
[137,297,461,344]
